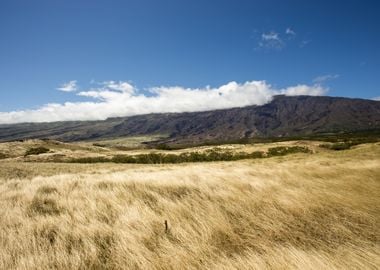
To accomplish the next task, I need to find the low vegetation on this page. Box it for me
[266,146,310,156]
[152,130,380,149]
[89,135,167,150]
[67,146,310,164]
[24,146,50,156]
[0,143,379,269]
[319,142,353,150]
[154,143,176,150]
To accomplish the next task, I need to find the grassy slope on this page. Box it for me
[0,143,379,269]
[0,138,320,163]
[0,135,164,161]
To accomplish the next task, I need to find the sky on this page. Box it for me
[0,0,379,123]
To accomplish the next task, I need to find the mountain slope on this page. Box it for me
[1,95,379,144]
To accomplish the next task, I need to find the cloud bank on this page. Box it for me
[0,80,327,124]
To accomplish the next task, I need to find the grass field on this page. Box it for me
[0,141,379,269]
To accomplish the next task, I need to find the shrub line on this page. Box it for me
[64,146,311,164]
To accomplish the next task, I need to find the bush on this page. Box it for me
[68,156,110,163]
[267,146,311,157]
[67,146,309,164]
[0,152,7,159]
[93,143,107,147]
[24,147,50,157]
[112,155,136,163]
[155,143,175,150]
[319,142,353,151]
[249,151,265,159]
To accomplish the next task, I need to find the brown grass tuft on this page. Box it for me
[27,196,62,216]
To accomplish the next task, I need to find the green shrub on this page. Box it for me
[319,142,353,151]
[155,143,175,150]
[267,146,311,157]
[24,147,50,157]
[112,155,136,163]
[67,147,308,164]
[249,151,265,159]
[93,143,106,147]
[68,156,110,163]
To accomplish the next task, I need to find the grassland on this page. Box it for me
[0,140,379,269]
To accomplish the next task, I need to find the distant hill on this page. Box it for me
[1,95,379,145]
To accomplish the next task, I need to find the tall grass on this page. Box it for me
[0,143,379,269]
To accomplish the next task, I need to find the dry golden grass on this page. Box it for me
[0,138,320,163]
[0,143,379,269]
[83,135,166,149]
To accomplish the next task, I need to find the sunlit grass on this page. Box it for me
[0,143,379,269]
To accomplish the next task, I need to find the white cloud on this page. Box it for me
[57,80,78,92]
[262,32,280,41]
[256,27,296,50]
[255,28,311,50]
[312,74,339,84]
[259,31,285,50]
[285,28,296,36]
[372,96,380,101]
[78,81,135,100]
[0,80,328,124]
[281,84,327,96]
[100,80,135,94]
[299,40,311,48]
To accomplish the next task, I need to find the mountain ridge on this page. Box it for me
[1,95,379,144]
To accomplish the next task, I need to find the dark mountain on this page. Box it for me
[1,95,379,144]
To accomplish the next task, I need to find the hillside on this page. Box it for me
[1,95,379,144]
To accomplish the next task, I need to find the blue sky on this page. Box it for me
[0,0,379,122]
